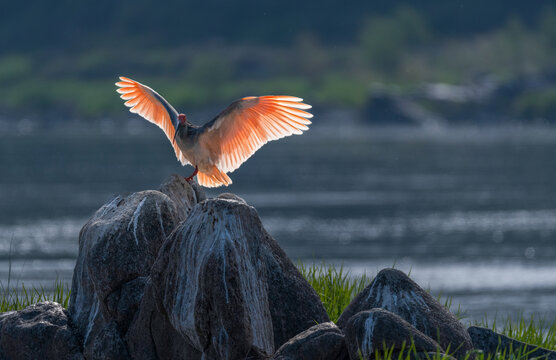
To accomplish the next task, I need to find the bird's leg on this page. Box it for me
[185,166,198,182]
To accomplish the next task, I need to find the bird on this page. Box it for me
[115,76,313,187]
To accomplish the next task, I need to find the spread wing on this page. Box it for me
[115,76,189,165]
[198,96,312,173]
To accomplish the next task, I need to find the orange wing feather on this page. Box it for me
[115,76,189,165]
[199,96,312,176]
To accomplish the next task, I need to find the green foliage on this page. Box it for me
[298,262,371,323]
[0,279,70,312]
[187,52,234,86]
[435,292,464,321]
[539,6,556,51]
[315,74,368,107]
[359,6,430,75]
[2,5,556,117]
[1,79,118,116]
[293,33,329,80]
[372,340,457,360]
[513,89,556,120]
[2,1,547,54]
[0,235,71,312]
[476,314,556,351]
[0,55,32,83]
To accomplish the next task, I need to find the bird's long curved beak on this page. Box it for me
[173,123,182,145]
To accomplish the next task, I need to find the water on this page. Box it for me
[1,121,556,324]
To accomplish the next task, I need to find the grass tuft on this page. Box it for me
[0,278,71,312]
[475,314,556,351]
[298,262,371,323]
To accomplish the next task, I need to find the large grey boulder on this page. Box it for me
[16,176,329,359]
[144,196,329,359]
[343,309,441,360]
[272,322,349,360]
[468,326,556,360]
[125,278,202,360]
[0,302,83,360]
[337,268,473,359]
[69,175,201,359]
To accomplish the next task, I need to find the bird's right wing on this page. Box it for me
[198,96,312,174]
[115,76,189,165]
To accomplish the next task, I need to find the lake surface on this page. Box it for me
[1,120,556,324]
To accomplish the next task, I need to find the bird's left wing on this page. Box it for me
[198,96,312,173]
[115,76,189,165]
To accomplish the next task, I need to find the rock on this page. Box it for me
[148,196,329,358]
[364,90,418,125]
[125,279,202,360]
[106,276,147,334]
[272,322,349,360]
[337,268,473,359]
[468,326,556,360]
[217,192,248,204]
[158,174,206,218]
[343,309,441,360]
[0,301,83,360]
[363,87,445,127]
[69,175,203,359]
[82,316,130,360]
[363,73,556,125]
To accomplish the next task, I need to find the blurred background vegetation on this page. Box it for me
[2,0,556,122]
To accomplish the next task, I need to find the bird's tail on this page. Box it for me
[197,165,232,188]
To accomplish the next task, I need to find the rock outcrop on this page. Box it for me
[0,175,549,360]
[136,195,330,359]
[364,74,556,125]
[0,302,83,360]
[272,322,349,360]
[68,175,194,359]
[125,278,202,360]
[468,326,556,360]
[337,268,473,359]
[343,309,441,359]
[52,175,328,359]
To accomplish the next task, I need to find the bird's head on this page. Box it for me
[173,113,188,144]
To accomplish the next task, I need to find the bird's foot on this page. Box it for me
[184,167,198,182]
